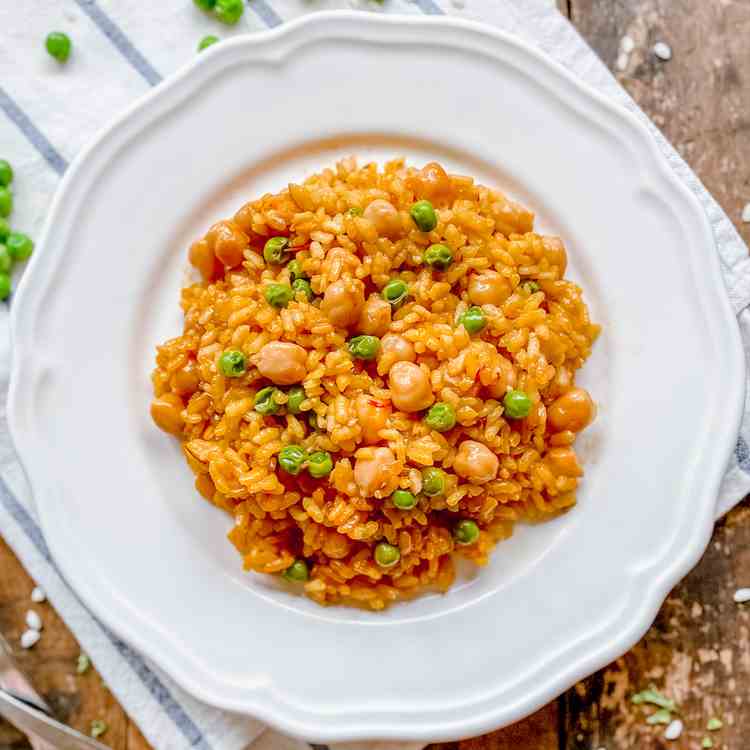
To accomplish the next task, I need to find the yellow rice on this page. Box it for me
[151,158,600,610]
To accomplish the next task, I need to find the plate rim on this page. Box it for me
[7,11,746,742]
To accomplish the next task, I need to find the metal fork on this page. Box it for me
[0,632,109,750]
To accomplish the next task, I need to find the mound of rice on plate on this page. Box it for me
[151,158,600,610]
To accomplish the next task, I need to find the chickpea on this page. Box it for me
[171,361,200,397]
[356,394,391,444]
[416,162,454,204]
[381,333,415,363]
[358,294,392,337]
[188,238,217,281]
[321,277,365,329]
[151,393,185,435]
[547,388,595,433]
[542,236,567,275]
[545,447,582,477]
[388,361,434,413]
[363,199,402,239]
[453,440,499,484]
[255,341,307,385]
[486,357,517,399]
[354,446,398,497]
[207,220,248,268]
[468,270,511,307]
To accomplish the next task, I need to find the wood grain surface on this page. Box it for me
[2,1,749,748]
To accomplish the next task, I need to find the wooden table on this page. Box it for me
[2,1,749,748]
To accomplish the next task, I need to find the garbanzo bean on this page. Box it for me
[453,440,499,484]
[356,394,390,444]
[545,447,582,477]
[151,393,184,435]
[542,236,567,275]
[380,334,416,365]
[415,161,454,203]
[188,238,217,280]
[547,388,595,433]
[171,362,200,396]
[363,199,402,239]
[320,277,365,328]
[486,357,517,399]
[206,220,248,268]
[388,361,434,413]
[468,270,511,307]
[358,294,392,337]
[354,446,398,496]
[256,341,307,385]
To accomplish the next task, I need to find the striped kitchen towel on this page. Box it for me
[1,1,749,749]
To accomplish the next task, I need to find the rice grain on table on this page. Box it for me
[151,158,600,610]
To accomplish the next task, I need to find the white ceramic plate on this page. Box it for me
[8,12,745,743]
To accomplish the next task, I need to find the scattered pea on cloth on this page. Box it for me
[197,35,219,52]
[45,31,72,62]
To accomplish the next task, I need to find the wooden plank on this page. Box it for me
[559,1,750,745]
[0,536,145,749]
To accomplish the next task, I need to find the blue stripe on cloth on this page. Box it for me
[735,435,750,474]
[0,87,68,176]
[0,478,212,750]
[413,0,444,14]
[248,0,284,27]
[73,0,163,86]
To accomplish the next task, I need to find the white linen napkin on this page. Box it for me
[1,1,749,749]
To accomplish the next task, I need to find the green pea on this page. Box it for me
[265,283,293,308]
[307,411,320,431]
[0,188,12,219]
[286,385,305,414]
[0,273,11,301]
[410,200,438,232]
[287,259,307,282]
[0,161,13,188]
[424,402,456,432]
[382,278,409,307]
[6,233,33,262]
[459,306,486,335]
[214,0,244,24]
[282,559,309,582]
[278,445,306,476]
[421,467,446,497]
[0,245,13,274]
[198,35,219,52]
[347,335,380,361]
[346,207,363,217]
[45,32,72,63]
[521,280,540,294]
[307,451,333,478]
[193,0,216,9]
[218,349,246,377]
[424,243,453,271]
[292,278,313,301]
[453,519,480,546]
[254,386,280,415]
[392,489,417,510]
[263,236,289,264]
[503,390,532,419]
[374,542,400,568]
[0,219,9,242]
